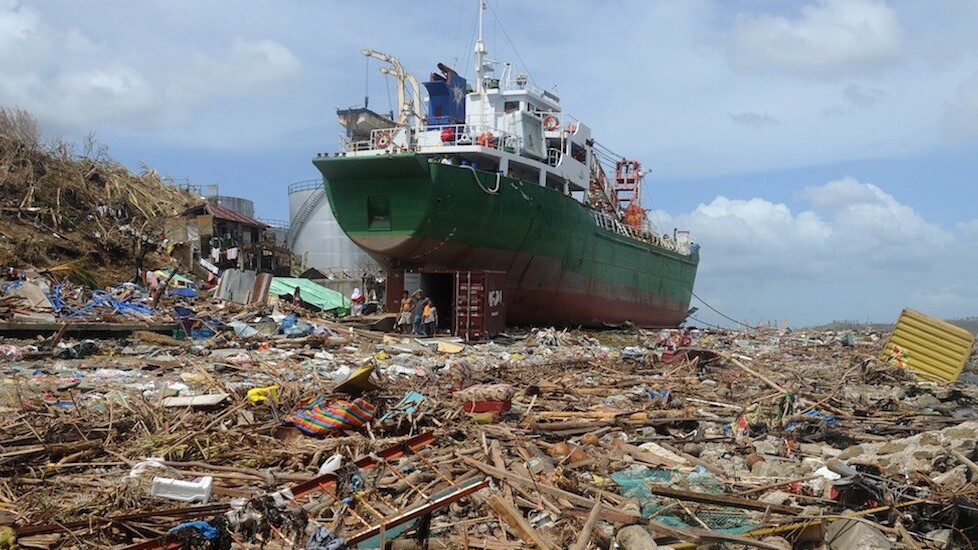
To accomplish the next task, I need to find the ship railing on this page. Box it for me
[539,112,581,135]
[339,128,412,153]
[338,134,372,153]
[416,123,525,155]
[591,210,693,255]
[288,180,324,195]
[337,124,525,155]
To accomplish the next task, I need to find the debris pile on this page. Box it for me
[4,108,978,549]
[3,298,978,549]
[1,106,199,287]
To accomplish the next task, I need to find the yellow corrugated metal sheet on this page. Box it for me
[881,308,976,383]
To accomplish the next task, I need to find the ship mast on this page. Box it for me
[474,1,487,94]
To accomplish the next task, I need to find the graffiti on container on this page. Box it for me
[488,289,503,308]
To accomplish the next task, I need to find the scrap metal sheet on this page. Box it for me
[881,308,976,383]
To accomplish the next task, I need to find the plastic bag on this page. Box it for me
[0,344,23,362]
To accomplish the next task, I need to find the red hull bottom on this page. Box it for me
[507,287,689,328]
[356,234,691,329]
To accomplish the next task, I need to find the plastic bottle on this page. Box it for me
[318,453,343,475]
[151,476,213,503]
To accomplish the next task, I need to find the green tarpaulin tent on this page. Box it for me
[270,277,350,313]
[155,268,194,287]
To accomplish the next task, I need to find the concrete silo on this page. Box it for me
[287,180,379,273]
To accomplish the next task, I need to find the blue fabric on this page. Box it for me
[168,287,197,298]
[168,521,218,540]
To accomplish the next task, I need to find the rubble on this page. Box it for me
[1,279,978,550]
[3,129,978,547]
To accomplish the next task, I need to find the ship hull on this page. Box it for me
[313,154,699,328]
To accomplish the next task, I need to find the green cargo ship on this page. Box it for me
[314,9,699,327]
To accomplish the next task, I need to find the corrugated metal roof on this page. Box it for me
[205,203,268,227]
[880,308,976,383]
[270,277,351,312]
[182,203,268,228]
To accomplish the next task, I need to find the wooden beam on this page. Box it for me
[569,499,603,550]
[645,485,803,515]
[487,494,556,550]
[465,458,797,550]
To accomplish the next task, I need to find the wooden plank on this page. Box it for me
[645,485,803,515]
[463,458,699,544]
[0,321,180,335]
[675,526,802,550]
[489,439,513,502]
[569,500,603,550]
[487,494,556,550]
[467,458,794,549]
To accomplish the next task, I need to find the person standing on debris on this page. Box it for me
[411,290,429,334]
[292,287,302,308]
[423,301,438,337]
[395,291,413,333]
[350,287,364,317]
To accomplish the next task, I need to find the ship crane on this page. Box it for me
[361,48,425,126]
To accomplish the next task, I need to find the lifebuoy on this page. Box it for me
[476,132,496,147]
[374,131,392,149]
[543,114,559,131]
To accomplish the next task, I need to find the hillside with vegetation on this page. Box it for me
[0,107,200,286]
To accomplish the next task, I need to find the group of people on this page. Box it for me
[290,285,436,333]
[396,289,438,336]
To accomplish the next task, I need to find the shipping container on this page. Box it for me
[386,268,506,340]
[452,270,507,341]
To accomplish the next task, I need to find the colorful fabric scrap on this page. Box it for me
[286,396,377,435]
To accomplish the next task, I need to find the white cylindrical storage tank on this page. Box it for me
[207,195,255,217]
[288,180,379,272]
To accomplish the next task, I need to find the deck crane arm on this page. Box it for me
[362,48,424,126]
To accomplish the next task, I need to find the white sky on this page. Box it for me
[3,0,978,327]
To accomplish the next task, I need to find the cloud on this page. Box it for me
[668,196,831,280]
[0,0,34,45]
[727,0,904,77]
[957,219,978,239]
[45,65,158,127]
[799,177,953,259]
[666,177,975,325]
[799,176,885,209]
[673,177,955,284]
[729,111,780,128]
[0,1,300,138]
[843,83,887,108]
[824,83,889,117]
[172,39,301,101]
[943,71,978,142]
[909,283,978,319]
